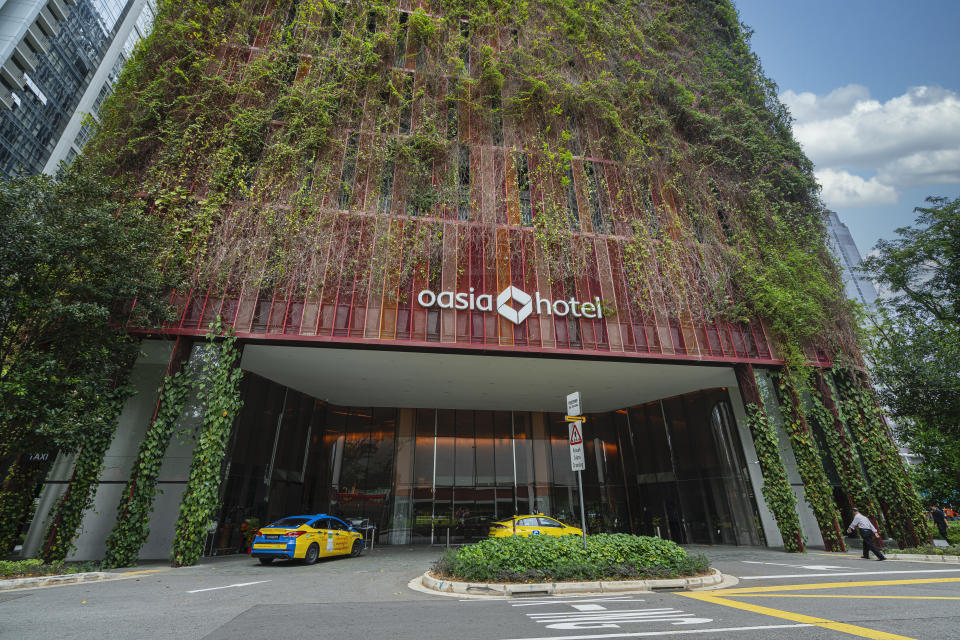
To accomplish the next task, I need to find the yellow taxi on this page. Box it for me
[488,514,583,538]
[250,514,363,565]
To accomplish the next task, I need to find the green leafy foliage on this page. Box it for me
[433,534,708,582]
[0,164,171,556]
[0,559,102,578]
[831,367,931,548]
[774,373,845,551]
[170,326,243,567]
[861,196,960,505]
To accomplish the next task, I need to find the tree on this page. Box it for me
[0,165,172,554]
[861,196,960,504]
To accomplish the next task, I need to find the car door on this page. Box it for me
[515,517,541,537]
[537,517,566,536]
[329,518,352,555]
[314,518,337,557]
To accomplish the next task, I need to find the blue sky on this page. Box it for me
[733,0,960,254]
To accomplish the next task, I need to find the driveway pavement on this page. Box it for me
[1,545,958,640]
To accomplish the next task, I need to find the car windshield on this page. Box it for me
[268,517,311,528]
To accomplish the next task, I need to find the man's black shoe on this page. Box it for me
[877,557,886,561]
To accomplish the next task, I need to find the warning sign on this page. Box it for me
[569,423,583,445]
[569,423,585,471]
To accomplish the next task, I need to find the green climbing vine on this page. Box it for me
[743,400,804,553]
[79,0,855,367]
[773,372,845,551]
[170,327,244,567]
[0,440,55,555]
[102,364,196,568]
[831,367,931,548]
[806,374,878,520]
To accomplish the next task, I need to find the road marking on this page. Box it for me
[742,561,847,571]
[186,580,270,593]
[679,577,960,640]
[525,607,712,629]
[510,597,645,607]
[738,568,960,580]
[716,576,960,594]
[572,604,609,611]
[499,623,810,640]
[118,568,170,576]
[735,594,960,600]
[682,592,914,640]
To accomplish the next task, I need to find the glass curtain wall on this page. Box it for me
[214,374,762,550]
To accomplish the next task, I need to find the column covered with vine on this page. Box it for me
[774,372,845,551]
[832,367,930,548]
[170,328,244,567]
[40,359,138,563]
[734,364,804,552]
[103,340,196,568]
[808,370,878,522]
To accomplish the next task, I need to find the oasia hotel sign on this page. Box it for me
[417,286,604,326]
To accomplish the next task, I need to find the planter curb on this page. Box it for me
[885,553,960,563]
[0,571,111,591]
[421,568,722,596]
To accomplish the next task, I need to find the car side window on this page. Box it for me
[517,517,538,527]
[329,519,347,531]
[315,518,331,530]
[538,517,562,527]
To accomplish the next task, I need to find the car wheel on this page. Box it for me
[350,540,362,557]
[258,557,274,565]
[302,543,319,565]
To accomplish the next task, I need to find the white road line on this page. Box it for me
[739,568,960,580]
[511,597,645,607]
[742,561,846,570]
[500,622,810,640]
[571,604,608,611]
[186,580,271,593]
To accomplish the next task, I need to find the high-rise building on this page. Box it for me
[825,211,879,310]
[15,0,928,561]
[0,0,156,176]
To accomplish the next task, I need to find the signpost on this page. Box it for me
[566,392,587,549]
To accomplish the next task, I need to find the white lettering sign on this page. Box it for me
[417,286,603,326]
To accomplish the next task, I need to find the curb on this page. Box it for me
[884,553,960,563]
[420,568,723,596]
[0,572,112,591]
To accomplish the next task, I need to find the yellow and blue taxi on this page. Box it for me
[488,513,583,538]
[250,514,364,565]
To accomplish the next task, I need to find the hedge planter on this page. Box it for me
[431,534,711,584]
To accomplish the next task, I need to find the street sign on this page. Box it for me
[566,391,582,416]
[569,422,585,471]
[564,415,585,422]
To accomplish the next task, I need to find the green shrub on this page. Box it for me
[0,559,102,579]
[433,534,709,583]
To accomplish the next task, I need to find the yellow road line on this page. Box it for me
[682,592,916,640]
[728,594,960,600]
[711,576,960,595]
[117,568,170,576]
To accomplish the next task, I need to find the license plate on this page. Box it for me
[265,534,279,540]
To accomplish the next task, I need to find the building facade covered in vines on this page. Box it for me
[15,0,929,563]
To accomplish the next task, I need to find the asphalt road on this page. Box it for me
[2,545,959,640]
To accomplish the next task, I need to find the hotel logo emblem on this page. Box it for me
[496,286,533,325]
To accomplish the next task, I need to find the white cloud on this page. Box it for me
[816,168,898,208]
[780,85,960,207]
